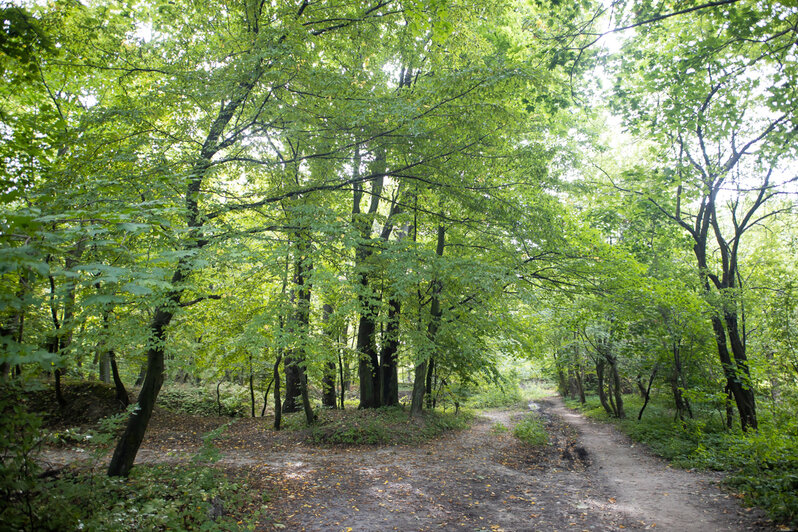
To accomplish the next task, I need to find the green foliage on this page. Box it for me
[1,383,262,530]
[567,393,798,527]
[157,384,248,418]
[513,414,548,446]
[279,406,473,446]
[492,422,509,433]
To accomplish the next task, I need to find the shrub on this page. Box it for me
[513,414,548,446]
[157,383,248,417]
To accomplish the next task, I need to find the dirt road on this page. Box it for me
[246,397,770,531]
[40,398,772,531]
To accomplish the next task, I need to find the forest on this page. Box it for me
[1,0,797,530]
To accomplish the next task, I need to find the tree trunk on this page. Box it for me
[321,304,337,409]
[108,302,174,476]
[354,150,386,409]
[249,358,256,418]
[380,297,400,406]
[610,358,625,419]
[595,358,612,416]
[109,351,129,407]
[637,364,658,420]
[273,354,282,430]
[411,223,445,418]
[261,376,274,417]
[410,359,427,418]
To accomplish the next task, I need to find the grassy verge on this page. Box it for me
[565,393,797,527]
[280,406,473,445]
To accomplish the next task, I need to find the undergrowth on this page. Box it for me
[280,406,473,445]
[565,393,798,527]
[513,413,548,446]
[158,383,249,417]
[1,382,264,531]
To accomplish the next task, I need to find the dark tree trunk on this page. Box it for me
[595,358,612,416]
[425,357,436,410]
[321,304,337,409]
[575,364,586,404]
[99,353,111,383]
[356,309,380,408]
[249,358,256,417]
[109,351,129,407]
[380,297,400,406]
[282,354,301,413]
[637,364,658,420]
[411,224,445,418]
[354,150,386,409]
[108,303,174,477]
[273,354,283,430]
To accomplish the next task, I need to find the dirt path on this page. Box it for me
[40,399,772,531]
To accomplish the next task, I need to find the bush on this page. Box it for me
[0,388,263,531]
[513,414,548,446]
[157,383,249,417]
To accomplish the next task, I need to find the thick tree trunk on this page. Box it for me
[282,354,301,413]
[356,304,380,407]
[380,297,400,406]
[595,358,612,417]
[710,314,757,430]
[410,359,427,418]
[108,304,173,476]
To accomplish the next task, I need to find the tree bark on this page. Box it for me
[411,223,445,418]
[380,297,400,406]
[322,304,337,408]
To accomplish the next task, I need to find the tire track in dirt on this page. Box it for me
[539,396,770,531]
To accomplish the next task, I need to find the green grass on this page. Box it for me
[513,413,548,446]
[279,405,473,445]
[565,392,798,527]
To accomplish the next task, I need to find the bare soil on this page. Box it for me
[39,397,775,531]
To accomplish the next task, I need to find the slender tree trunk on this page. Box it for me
[249,356,256,418]
[109,351,129,407]
[273,354,283,430]
[261,376,274,417]
[411,223,445,418]
[610,358,625,419]
[321,304,337,408]
[637,364,658,420]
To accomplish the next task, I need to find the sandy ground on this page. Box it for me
[39,397,774,531]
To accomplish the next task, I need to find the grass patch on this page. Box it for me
[466,384,524,408]
[280,406,473,446]
[565,393,798,527]
[513,413,548,446]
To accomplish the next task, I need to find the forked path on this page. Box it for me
[250,398,769,531]
[40,398,771,531]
